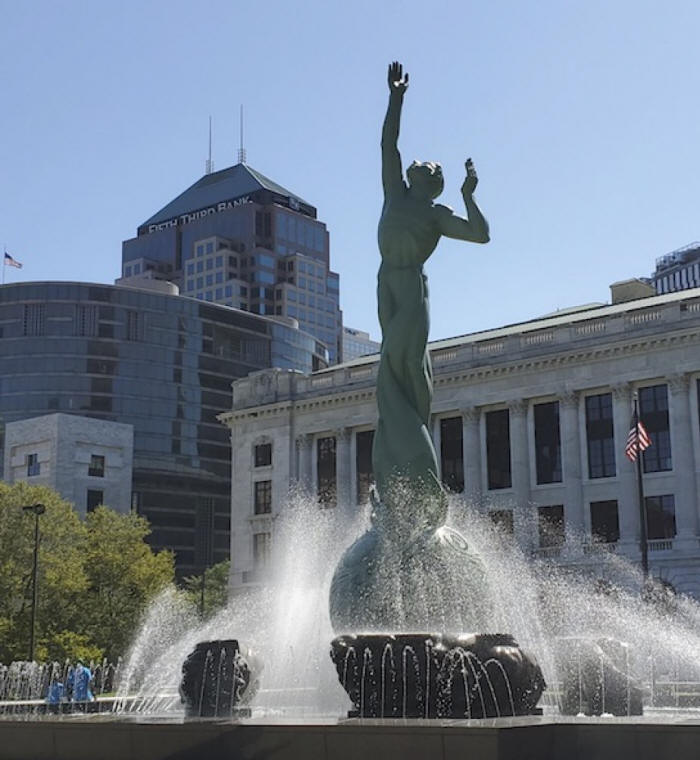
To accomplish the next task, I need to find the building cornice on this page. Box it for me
[221,326,700,424]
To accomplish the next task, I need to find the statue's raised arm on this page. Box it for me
[381,61,409,198]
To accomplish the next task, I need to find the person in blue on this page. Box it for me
[67,660,94,703]
[46,674,65,714]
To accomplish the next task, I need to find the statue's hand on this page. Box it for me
[387,61,409,94]
[461,158,478,196]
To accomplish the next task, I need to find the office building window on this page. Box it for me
[538,505,565,548]
[317,436,337,508]
[639,384,672,472]
[590,500,619,543]
[253,532,271,568]
[489,509,514,535]
[254,480,272,515]
[75,305,98,337]
[254,443,272,467]
[440,416,464,493]
[355,430,374,504]
[23,304,45,336]
[126,310,141,341]
[88,454,105,477]
[534,401,562,484]
[87,489,103,513]
[26,453,40,477]
[585,393,615,478]
[486,409,511,490]
[645,494,676,539]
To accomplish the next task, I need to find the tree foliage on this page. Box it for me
[182,561,230,619]
[0,483,174,662]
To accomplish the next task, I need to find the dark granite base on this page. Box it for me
[2,717,700,760]
[330,633,545,718]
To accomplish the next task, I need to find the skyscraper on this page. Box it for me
[121,163,343,362]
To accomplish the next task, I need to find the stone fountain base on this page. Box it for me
[330,633,545,719]
[179,639,260,718]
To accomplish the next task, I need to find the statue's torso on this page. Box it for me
[378,192,440,268]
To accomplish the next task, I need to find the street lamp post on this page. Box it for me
[23,503,45,662]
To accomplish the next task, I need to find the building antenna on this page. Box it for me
[205,116,214,175]
[238,105,247,164]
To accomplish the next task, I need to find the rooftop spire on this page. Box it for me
[205,116,214,175]
[237,105,247,164]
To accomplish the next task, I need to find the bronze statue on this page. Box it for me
[330,62,492,633]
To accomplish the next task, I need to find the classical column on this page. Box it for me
[611,383,638,554]
[335,427,352,512]
[295,433,314,494]
[560,391,584,555]
[349,431,358,509]
[431,414,442,479]
[462,406,482,510]
[668,374,698,549]
[510,400,534,551]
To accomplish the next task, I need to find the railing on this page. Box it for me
[522,331,554,346]
[627,309,662,325]
[534,545,563,559]
[476,340,504,355]
[648,539,674,552]
[574,320,606,336]
[433,349,458,363]
[582,541,618,555]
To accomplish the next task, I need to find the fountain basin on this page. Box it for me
[330,633,545,718]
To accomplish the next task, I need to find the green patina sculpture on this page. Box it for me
[329,63,492,633]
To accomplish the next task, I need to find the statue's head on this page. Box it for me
[406,160,444,200]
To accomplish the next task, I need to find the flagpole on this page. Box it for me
[2,246,6,286]
[634,393,649,580]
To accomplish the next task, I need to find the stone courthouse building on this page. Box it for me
[221,282,700,597]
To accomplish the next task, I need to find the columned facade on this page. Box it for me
[222,287,700,597]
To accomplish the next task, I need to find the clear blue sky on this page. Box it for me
[2,0,700,342]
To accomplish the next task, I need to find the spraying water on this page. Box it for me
[114,491,700,718]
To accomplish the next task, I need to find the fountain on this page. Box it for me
[4,62,700,758]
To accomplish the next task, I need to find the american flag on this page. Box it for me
[625,412,651,462]
[3,252,22,269]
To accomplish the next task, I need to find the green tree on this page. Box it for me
[0,482,88,662]
[0,484,174,663]
[80,507,174,660]
[182,560,230,618]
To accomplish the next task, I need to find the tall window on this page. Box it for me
[23,304,45,336]
[317,436,337,507]
[88,454,105,477]
[355,430,374,504]
[75,305,98,337]
[486,409,511,490]
[585,393,615,478]
[126,310,141,341]
[254,480,272,515]
[645,494,676,539]
[254,443,272,467]
[534,401,562,484]
[26,453,40,477]
[538,505,565,548]
[639,385,672,472]
[590,500,619,543]
[440,417,464,493]
[87,489,103,513]
[253,532,271,568]
[195,498,215,569]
